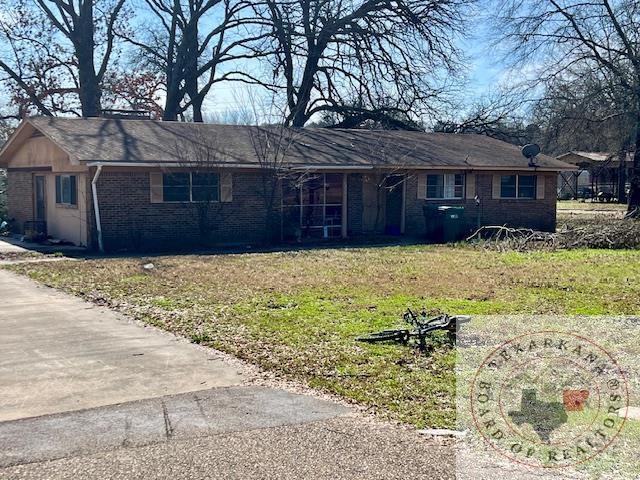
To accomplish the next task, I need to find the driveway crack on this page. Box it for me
[161,400,173,439]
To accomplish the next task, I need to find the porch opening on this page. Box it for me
[281,173,344,240]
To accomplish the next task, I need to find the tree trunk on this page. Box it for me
[289,46,323,128]
[184,22,202,122]
[191,96,204,123]
[163,71,181,121]
[627,121,640,215]
[618,151,627,204]
[77,63,101,117]
[291,104,309,128]
[74,4,101,117]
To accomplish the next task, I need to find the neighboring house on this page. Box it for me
[0,117,574,251]
[557,151,633,199]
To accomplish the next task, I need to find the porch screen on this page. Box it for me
[282,173,343,239]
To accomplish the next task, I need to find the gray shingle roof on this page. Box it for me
[6,117,574,170]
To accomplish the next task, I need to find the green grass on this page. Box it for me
[5,245,640,431]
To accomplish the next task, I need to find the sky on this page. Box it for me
[198,0,513,123]
[0,0,515,125]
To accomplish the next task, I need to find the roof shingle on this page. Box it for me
[4,117,574,170]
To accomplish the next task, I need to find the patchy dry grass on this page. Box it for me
[5,245,640,429]
[557,200,628,212]
[0,251,45,262]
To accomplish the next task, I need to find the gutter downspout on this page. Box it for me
[91,165,104,253]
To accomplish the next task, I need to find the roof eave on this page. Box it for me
[26,118,77,163]
[85,160,575,172]
[0,118,78,168]
[0,120,33,167]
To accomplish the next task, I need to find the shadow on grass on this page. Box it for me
[58,235,443,261]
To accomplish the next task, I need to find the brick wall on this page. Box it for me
[7,171,33,233]
[96,170,270,251]
[347,173,363,235]
[93,169,557,251]
[404,171,557,237]
[475,172,557,232]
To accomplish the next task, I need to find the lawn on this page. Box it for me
[6,245,640,431]
[557,200,628,212]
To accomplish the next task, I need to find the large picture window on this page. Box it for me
[426,173,464,199]
[500,174,536,199]
[282,173,343,239]
[55,175,77,206]
[162,172,219,202]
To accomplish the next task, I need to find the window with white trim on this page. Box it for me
[426,173,464,199]
[162,172,219,202]
[500,174,536,199]
[55,175,77,206]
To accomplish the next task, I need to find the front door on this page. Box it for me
[384,175,404,235]
[34,176,46,222]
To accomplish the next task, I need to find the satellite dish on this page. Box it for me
[522,144,541,167]
[521,144,541,159]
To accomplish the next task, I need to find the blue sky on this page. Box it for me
[0,0,512,124]
[200,2,510,123]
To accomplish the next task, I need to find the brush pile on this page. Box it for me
[467,218,640,251]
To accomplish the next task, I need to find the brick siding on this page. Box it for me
[7,171,33,233]
[91,169,556,251]
[96,170,270,251]
[404,171,557,236]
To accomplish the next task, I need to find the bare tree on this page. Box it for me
[248,121,299,242]
[433,92,537,145]
[495,0,640,215]
[313,103,424,130]
[532,70,634,154]
[0,0,127,118]
[254,0,470,128]
[0,4,78,117]
[102,70,165,117]
[360,134,416,233]
[123,0,268,122]
[172,130,228,244]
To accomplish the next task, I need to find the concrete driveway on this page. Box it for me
[0,269,242,421]
[0,238,30,254]
[0,268,579,479]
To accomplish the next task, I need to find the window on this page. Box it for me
[55,175,77,206]
[191,173,219,202]
[162,172,219,202]
[426,173,464,199]
[518,175,537,199]
[500,174,537,199]
[163,173,190,202]
[500,175,517,198]
[281,173,343,239]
